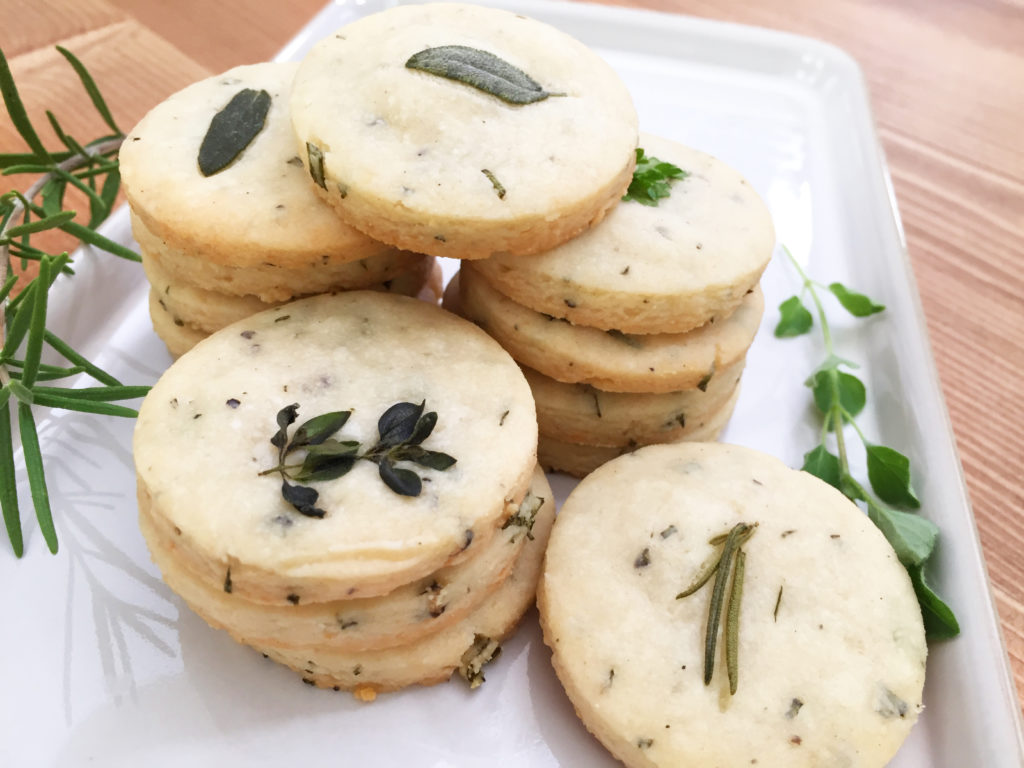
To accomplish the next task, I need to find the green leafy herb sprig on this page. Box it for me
[676,522,756,695]
[1,46,146,558]
[775,246,959,638]
[622,148,688,206]
[261,401,457,517]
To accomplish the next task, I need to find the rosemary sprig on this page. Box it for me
[1,45,145,557]
[775,246,959,638]
[261,401,457,517]
[677,522,756,695]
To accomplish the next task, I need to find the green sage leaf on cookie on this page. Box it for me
[198,88,271,176]
[405,45,556,105]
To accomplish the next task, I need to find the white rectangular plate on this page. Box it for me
[3,1,1022,765]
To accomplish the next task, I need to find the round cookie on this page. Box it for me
[148,289,206,360]
[139,468,548,652]
[130,210,423,304]
[120,62,401,269]
[537,386,738,477]
[456,267,764,393]
[470,133,775,333]
[143,249,439,334]
[289,2,638,259]
[538,442,927,767]
[133,292,538,604]
[258,484,555,697]
[524,357,744,447]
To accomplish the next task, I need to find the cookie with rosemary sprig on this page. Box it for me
[454,267,764,393]
[133,291,538,606]
[138,467,549,653]
[469,134,775,334]
[289,2,638,260]
[538,442,926,768]
[120,62,416,272]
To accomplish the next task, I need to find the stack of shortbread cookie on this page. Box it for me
[134,292,549,698]
[120,62,441,358]
[453,134,774,476]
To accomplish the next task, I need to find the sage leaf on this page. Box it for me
[198,88,271,177]
[408,410,437,445]
[867,501,937,568]
[828,282,885,317]
[866,444,920,509]
[774,296,813,337]
[377,401,424,447]
[808,369,866,421]
[290,410,352,452]
[909,564,960,638]
[281,479,325,518]
[379,460,421,497]
[405,45,555,105]
[801,444,841,489]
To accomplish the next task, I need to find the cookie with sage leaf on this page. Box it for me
[537,442,926,767]
[289,3,638,259]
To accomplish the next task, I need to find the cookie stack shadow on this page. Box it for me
[447,134,775,477]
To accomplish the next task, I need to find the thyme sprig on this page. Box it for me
[775,246,959,638]
[1,46,146,558]
[676,522,756,695]
[261,401,456,517]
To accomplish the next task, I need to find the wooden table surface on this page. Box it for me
[3,0,1023,721]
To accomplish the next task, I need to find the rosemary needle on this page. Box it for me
[704,523,748,686]
[725,548,747,695]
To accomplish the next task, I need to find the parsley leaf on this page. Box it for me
[622,147,688,206]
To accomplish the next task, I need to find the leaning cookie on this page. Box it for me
[289,2,638,259]
[134,292,538,605]
[471,134,775,333]
[139,468,549,652]
[257,485,554,697]
[457,267,764,393]
[538,442,926,767]
[120,62,403,270]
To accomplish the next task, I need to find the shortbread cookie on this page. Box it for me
[289,2,638,259]
[469,134,775,333]
[131,212,422,303]
[139,468,549,652]
[525,358,743,447]
[259,485,555,695]
[148,289,206,360]
[120,62,401,269]
[134,292,538,604]
[143,249,439,334]
[538,443,927,767]
[457,267,764,393]
[537,386,738,477]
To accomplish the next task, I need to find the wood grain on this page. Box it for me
[2,0,1023,721]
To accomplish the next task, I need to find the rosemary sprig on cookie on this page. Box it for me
[676,522,757,695]
[775,245,959,638]
[262,400,457,516]
[0,46,145,557]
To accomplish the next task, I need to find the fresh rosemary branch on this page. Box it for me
[775,246,959,638]
[1,46,146,557]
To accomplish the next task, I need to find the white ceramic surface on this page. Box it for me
[2,1,1022,765]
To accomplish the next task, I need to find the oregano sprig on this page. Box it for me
[1,45,146,558]
[775,246,959,638]
[261,401,456,517]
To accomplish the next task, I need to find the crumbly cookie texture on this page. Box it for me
[120,62,398,268]
[536,387,738,477]
[139,466,547,653]
[471,133,775,333]
[456,267,764,393]
[133,292,537,603]
[290,2,638,259]
[538,442,926,767]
